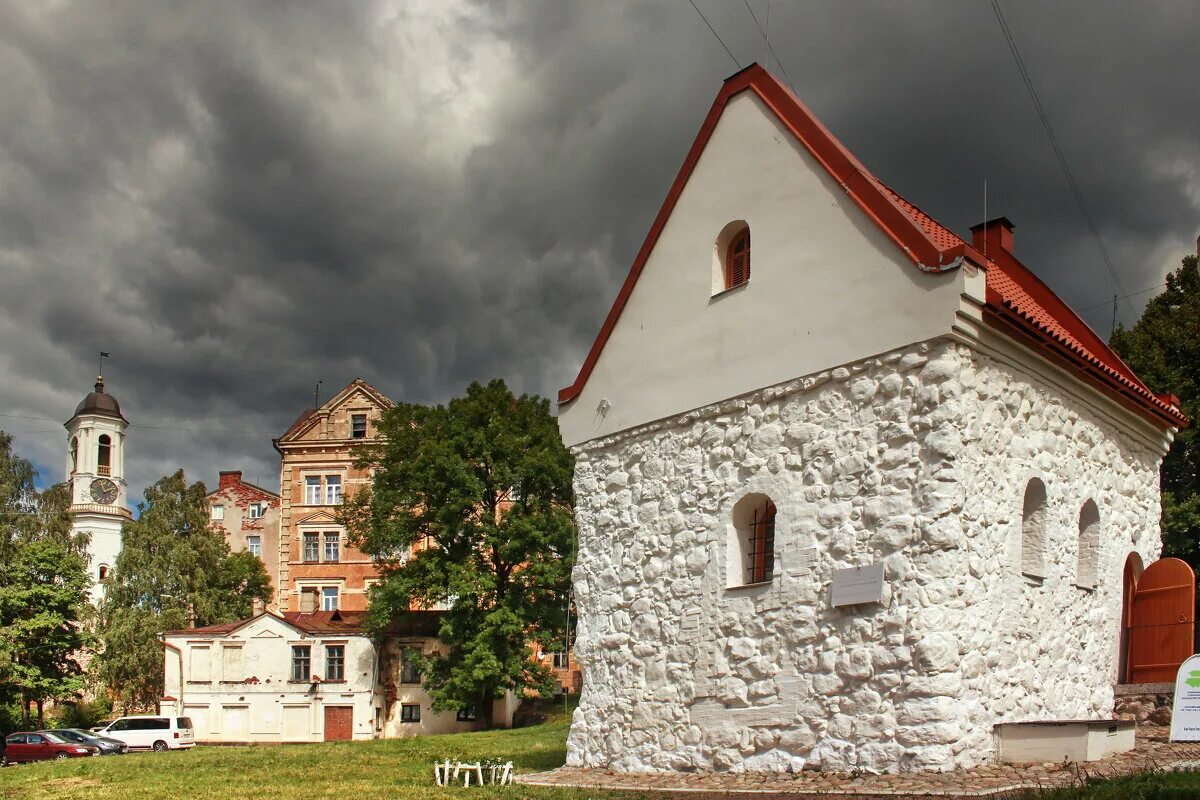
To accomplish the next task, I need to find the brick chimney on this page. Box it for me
[218,470,242,490]
[969,216,1016,257]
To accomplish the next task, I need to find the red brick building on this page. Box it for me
[207,471,282,608]
[273,379,393,613]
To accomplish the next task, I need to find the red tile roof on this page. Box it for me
[872,183,1185,427]
[558,63,1185,430]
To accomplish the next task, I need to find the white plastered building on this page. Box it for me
[160,610,517,743]
[557,64,1186,773]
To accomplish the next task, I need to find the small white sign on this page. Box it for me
[830,563,884,607]
[1170,654,1200,741]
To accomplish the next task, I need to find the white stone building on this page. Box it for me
[160,610,516,742]
[64,377,131,603]
[557,64,1187,773]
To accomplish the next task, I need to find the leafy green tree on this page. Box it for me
[344,379,575,724]
[0,432,93,728]
[1111,253,1200,567]
[96,470,272,711]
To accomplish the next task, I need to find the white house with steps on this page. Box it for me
[557,64,1186,773]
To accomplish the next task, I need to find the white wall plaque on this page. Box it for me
[830,563,884,607]
[1170,654,1200,741]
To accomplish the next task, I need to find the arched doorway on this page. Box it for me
[1118,552,1143,684]
[1124,556,1195,684]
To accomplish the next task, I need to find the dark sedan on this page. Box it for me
[2,731,98,764]
[45,728,128,755]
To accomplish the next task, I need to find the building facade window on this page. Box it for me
[400,648,422,684]
[325,475,342,505]
[456,705,477,722]
[305,476,322,505]
[1021,478,1048,579]
[729,494,776,587]
[291,645,311,681]
[1076,499,1101,590]
[400,704,421,723]
[247,535,262,557]
[324,532,340,563]
[351,414,367,439]
[725,227,751,289]
[321,587,339,611]
[248,502,264,519]
[97,434,112,475]
[303,533,320,562]
[222,645,244,682]
[98,565,108,580]
[211,504,224,521]
[550,651,569,669]
[325,645,345,681]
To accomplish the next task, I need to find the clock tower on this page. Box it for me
[65,376,132,603]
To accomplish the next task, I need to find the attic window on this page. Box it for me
[726,228,751,289]
[712,221,751,295]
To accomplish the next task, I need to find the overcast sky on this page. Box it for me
[2,1,1198,505]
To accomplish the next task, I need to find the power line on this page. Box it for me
[741,0,795,91]
[686,0,739,69]
[1076,282,1168,313]
[989,0,1132,314]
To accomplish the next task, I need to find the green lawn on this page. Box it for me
[0,705,634,800]
[4,707,1199,800]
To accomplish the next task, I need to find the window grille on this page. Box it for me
[745,500,776,584]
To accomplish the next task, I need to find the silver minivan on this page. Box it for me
[98,716,195,751]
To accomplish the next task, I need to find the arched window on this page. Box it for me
[725,227,751,290]
[1020,478,1047,579]
[1076,500,1101,590]
[70,437,79,474]
[97,434,111,476]
[98,565,109,581]
[729,493,776,587]
[712,221,751,295]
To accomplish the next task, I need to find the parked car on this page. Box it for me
[44,728,128,755]
[95,716,195,751]
[2,731,98,764]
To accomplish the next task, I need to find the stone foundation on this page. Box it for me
[1114,683,1175,726]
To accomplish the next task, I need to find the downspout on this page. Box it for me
[161,636,184,715]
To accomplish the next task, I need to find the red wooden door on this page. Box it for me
[323,706,353,742]
[1127,557,1196,684]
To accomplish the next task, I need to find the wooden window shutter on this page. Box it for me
[726,229,751,289]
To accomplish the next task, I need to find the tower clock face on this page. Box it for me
[89,478,119,505]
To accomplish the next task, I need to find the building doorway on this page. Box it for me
[323,706,353,742]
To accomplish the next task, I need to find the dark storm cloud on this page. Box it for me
[1,0,1198,500]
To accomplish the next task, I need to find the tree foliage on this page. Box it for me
[1111,253,1200,567]
[96,470,272,711]
[0,432,93,727]
[344,380,575,721]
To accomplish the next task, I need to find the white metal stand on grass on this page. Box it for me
[434,759,513,786]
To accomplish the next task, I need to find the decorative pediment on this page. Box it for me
[295,510,339,526]
[278,379,395,444]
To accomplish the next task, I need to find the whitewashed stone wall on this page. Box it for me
[567,338,1164,774]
